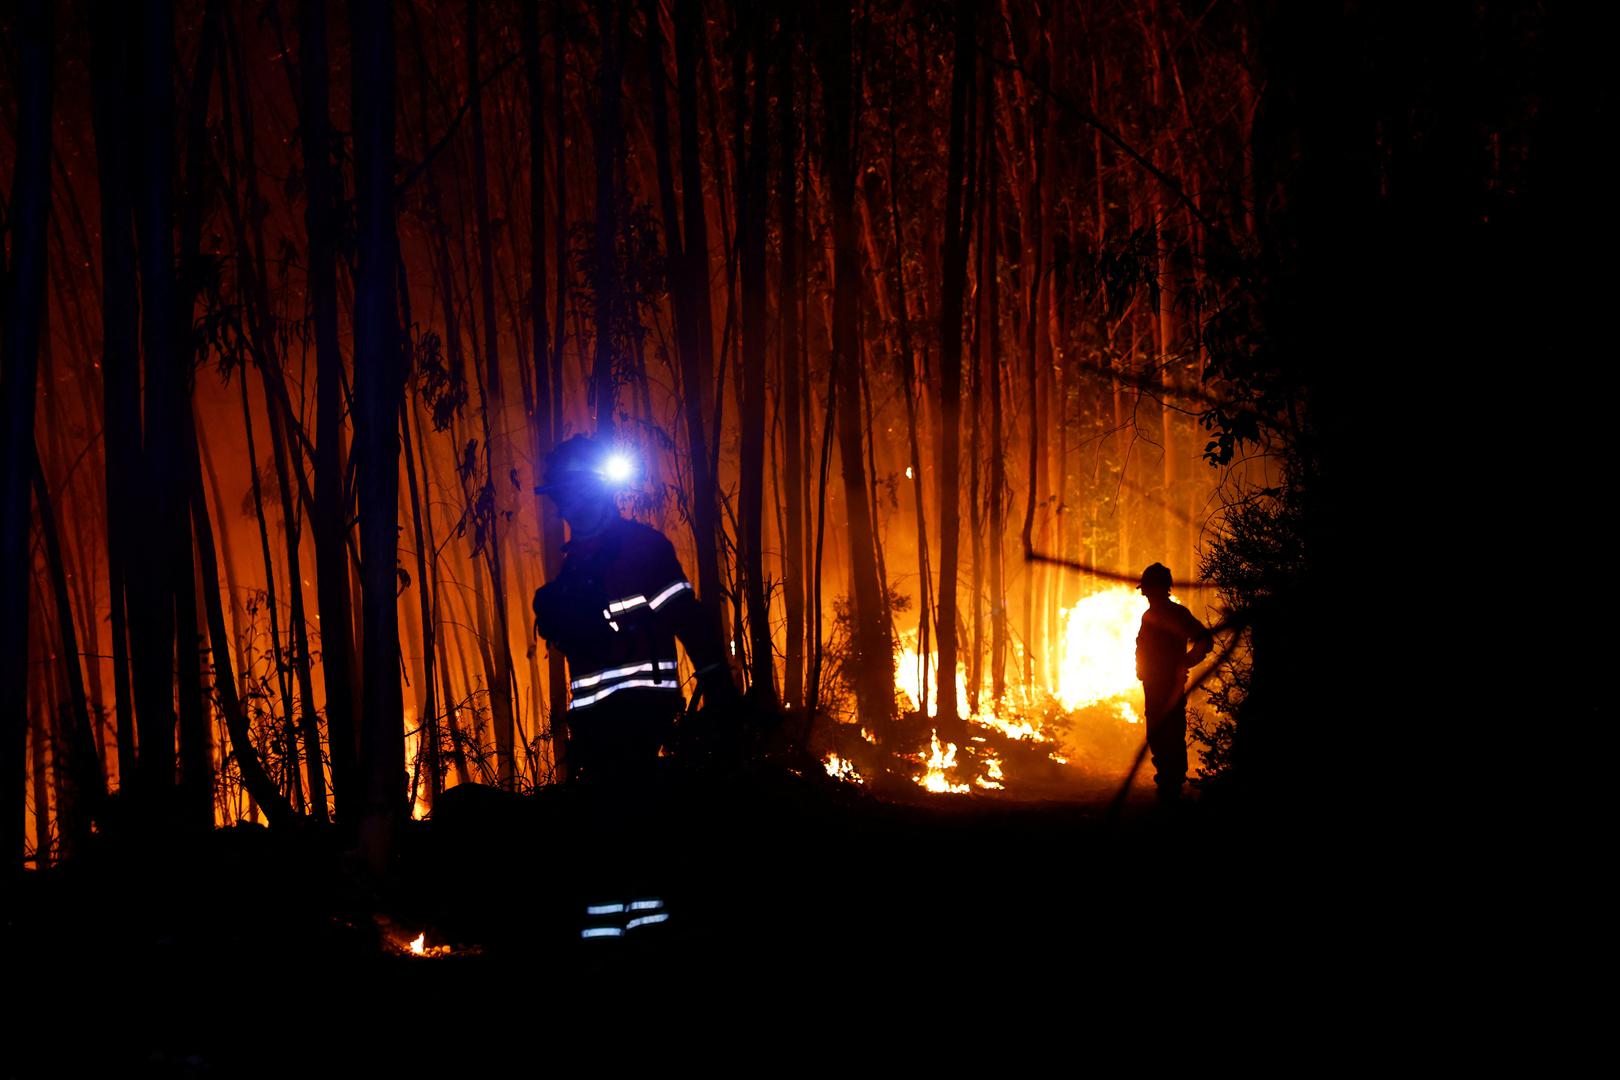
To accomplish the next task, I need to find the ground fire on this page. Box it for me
[834,583,1184,795]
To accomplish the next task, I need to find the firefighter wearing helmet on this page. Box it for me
[532,435,737,940]
[1135,562,1214,805]
[532,434,738,778]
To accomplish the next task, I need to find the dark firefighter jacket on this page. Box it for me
[532,516,724,719]
[1135,599,1214,697]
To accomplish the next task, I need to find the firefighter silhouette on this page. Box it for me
[1135,563,1213,803]
[532,435,738,939]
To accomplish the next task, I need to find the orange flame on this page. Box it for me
[824,754,863,784]
[918,732,970,794]
[1055,588,1150,711]
[818,586,1158,791]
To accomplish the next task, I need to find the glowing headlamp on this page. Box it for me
[600,452,636,485]
[534,442,640,495]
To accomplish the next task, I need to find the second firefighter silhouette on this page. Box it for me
[532,434,738,781]
[1135,563,1214,803]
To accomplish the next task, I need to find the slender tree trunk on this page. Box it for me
[776,33,806,712]
[196,418,260,811]
[128,0,182,810]
[468,1,504,404]
[218,25,327,817]
[165,3,227,832]
[524,0,568,782]
[29,672,50,868]
[472,388,519,790]
[856,341,893,640]
[1147,32,1185,585]
[590,0,627,428]
[934,0,976,737]
[987,108,1007,705]
[738,28,776,706]
[464,0,520,789]
[673,0,728,636]
[2,0,52,867]
[32,453,104,851]
[299,0,360,821]
[87,2,136,793]
[798,130,817,713]
[352,0,407,868]
[262,369,327,822]
[31,249,107,791]
[1018,19,1050,701]
[241,380,303,812]
[400,398,440,807]
[188,406,294,825]
[413,390,470,790]
[553,12,571,434]
[816,0,894,739]
[968,58,992,716]
[804,348,838,729]
[882,120,933,720]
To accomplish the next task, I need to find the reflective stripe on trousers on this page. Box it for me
[567,660,680,711]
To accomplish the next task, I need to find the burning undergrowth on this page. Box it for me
[818,585,1213,797]
[819,695,1157,799]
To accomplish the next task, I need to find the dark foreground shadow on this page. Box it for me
[12,761,1349,1071]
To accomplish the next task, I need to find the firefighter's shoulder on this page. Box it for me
[612,518,691,596]
[613,516,680,561]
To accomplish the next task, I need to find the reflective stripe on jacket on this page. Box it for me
[533,517,714,715]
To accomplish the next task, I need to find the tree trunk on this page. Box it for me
[738,25,776,706]
[400,397,440,809]
[87,14,142,786]
[350,0,406,869]
[815,0,894,739]
[465,0,519,789]
[468,0,504,405]
[129,0,182,810]
[32,453,104,851]
[882,119,933,721]
[987,103,1007,706]
[217,28,327,815]
[1018,19,1050,702]
[187,407,294,825]
[167,1,229,831]
[553,10,571,434]
[775,32,807,712]
[1,0,52,867]
[240,380,303,811]
[524,0,568,781]
[934,0,976,736]
[673,0,728,636]
[968,56,993,716]
[29,673,50,868]
[261,367,327,822]
[299,0,360,821]
[590,0,627,428]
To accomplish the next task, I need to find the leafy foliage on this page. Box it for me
[412,328,468,432]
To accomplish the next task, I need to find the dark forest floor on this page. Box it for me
[9,764,1356,1073]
